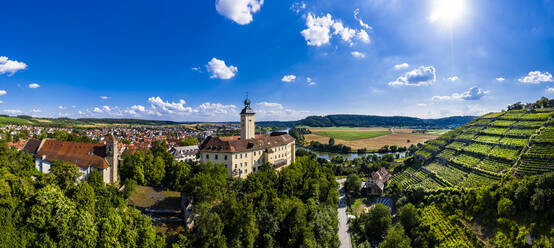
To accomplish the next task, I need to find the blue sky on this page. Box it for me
[1,0,554,121]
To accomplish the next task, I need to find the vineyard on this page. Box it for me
[420,205,481,248]
[391,108,554,191]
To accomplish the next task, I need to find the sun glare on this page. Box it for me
[429,0,466,24]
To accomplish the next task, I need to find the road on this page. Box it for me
[336,178,352,248]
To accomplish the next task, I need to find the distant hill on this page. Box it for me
[293,114,476,129]
[0,115,180,127]
[0,114,475,128]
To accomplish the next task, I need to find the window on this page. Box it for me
[224,155,228,160]
[235,164,237,169]
[206,154,209,159]
[245,153,247,158]
[235,154,238,159]
[245,162,248,167]
[240,154,242,159]
[215,155,218,160]
[245,169,248,173]
[240,163,242,167]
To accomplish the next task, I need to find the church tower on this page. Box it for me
[240,97,255,140]
[105,134,119,183]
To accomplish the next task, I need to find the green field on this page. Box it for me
[311,130,392,141]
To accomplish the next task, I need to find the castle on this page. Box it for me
[199,97,296,178]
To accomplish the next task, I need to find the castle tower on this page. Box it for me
[240,97,255,140]
[105,134,119,183]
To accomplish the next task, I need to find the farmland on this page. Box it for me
[390,108,554,191]
[304,126,441,150]
[311,130,391,141]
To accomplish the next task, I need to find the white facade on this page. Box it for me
[240,113,255,140]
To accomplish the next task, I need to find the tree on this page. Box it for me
[365,203,391,242]
[530,188,545,212]
[179,137,198,146]
[379,223,411,248]
[345,174,361,196]
[497,197,515,217]
[146,156,165,186]
[398,203,419,235]
[328,137,335,146]
[49,160,82,191]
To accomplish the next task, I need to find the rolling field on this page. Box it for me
[311,130,392,141]
[305,127,441,150]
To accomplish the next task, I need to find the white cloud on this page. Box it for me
[102,106,111,112]
[307,77,316,86]
[301,12,370,47]
[546,87,554,93]
[0,56,27,76]
[58,105,66,110]
[28,83,40,88]
[32,109,41,113]
[93,107,103,113]
[351,51,365,58]
[78,110,85,115]
[255,101,310,121]
[301,13,334,46]
[432,86,489,101]
[389,66,436,86]
[215,0,263,25]
[356,29,370,44]
[290,2,306,14]
[281,74,296,83]
[4,109,22,114]
[394,63,409,70]
[496,77,505,82]
[206,58,238,79]
[196,102,237,116]
[333,21,357,45]
[148,96,193,114]
[131,105,146,112]
[100,96,111,100]
[191,67,200,71]
[518,71,553,84]
[416,103,427,107]
[0,90,6,96]
[448,76,459,81]
[0,101,3,104]
[354,8,372,30]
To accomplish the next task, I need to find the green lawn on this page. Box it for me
[312,130,392,140]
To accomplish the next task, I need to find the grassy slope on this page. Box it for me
[391,108,554,190]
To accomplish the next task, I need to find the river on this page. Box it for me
[297,147,407,161]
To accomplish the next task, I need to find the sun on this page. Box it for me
[429,0,466,24]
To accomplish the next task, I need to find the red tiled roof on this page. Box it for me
[36,139,109,169]
[200,132,295,153]
[22,138,41,154]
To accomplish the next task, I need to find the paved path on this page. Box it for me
[336,178,352,248]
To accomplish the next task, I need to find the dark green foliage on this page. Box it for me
[345,174,361,196]
[379,224,412,248]
[0,141,165,247]
[178,137,198,146]
[297,115,475,128]
[308,140,352,153]
[179,156,340,248]
[350,203,392,244]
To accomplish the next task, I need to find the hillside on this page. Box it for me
[0,116,180,127]
[390,108,554,190]
[295,115,476,129]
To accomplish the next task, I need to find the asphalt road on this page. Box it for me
[336,178,352,248]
